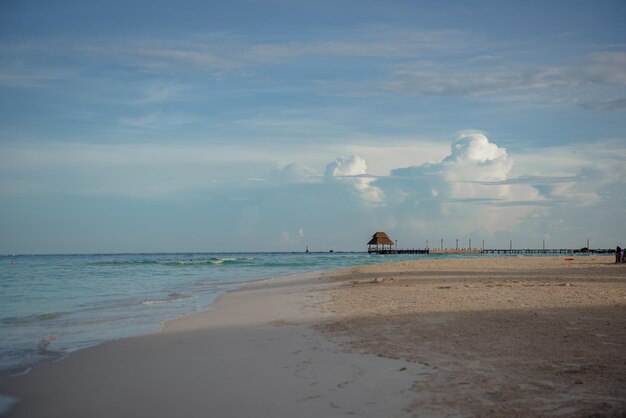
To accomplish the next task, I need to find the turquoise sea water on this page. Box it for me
[0,252,433,378]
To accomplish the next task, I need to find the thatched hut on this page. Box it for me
[367,232,395,253]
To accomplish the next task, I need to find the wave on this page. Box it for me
[158,258,248,266]
[37,312,65,321]
[207,257,251,265]
[87,259,160,266]
[162,261,197,266]
[141,292,193,306]
[1,311,66,326]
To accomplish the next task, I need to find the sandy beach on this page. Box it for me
[2,255,625,417]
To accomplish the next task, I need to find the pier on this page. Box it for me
[370,249,429,255]
[366,231,614,255]
[368,248,614,255]
[481,248,614,255]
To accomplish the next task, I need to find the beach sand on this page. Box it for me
[1,256,625,417]
[318,256,626,417]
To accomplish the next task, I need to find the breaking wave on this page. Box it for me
[87,259,160,266]
[141,292,193,306]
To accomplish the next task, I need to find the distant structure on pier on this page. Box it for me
[367,232,395,253]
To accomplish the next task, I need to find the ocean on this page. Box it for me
[0,251,431,379]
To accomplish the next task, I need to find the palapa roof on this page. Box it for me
[367,231,394,246]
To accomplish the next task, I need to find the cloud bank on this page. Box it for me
[1,132,624,252]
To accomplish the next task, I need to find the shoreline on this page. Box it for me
[1,255,625,417]
[0,267,427,418]
[0,273,273,381]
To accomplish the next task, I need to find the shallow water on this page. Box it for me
[0,251,433,377]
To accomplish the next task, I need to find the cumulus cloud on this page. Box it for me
[272,162,317,183]
[325,155,368,177]
[325,156,384,205]
[384,132,542,235]
[446,132,508,164]
[392,132,524,199]
[442,131,516,200]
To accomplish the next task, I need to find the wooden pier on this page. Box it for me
[481,248,573,255]
[365,231,615,256]
[368,248,614,255]
[480,248,614,255]
[429,249,482,255]
[369,249,429,254]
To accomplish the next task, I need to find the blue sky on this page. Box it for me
[1,0,625,253]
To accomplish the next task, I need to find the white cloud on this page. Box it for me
[325,155,368,177]
[444,131,512,181]
[272,162,318,183]
[391,132,528,199]
[384,132,542,235]
[363,133,626,246]
[443,131,522,201]
[325,156,384,205]
[446,131,508,164]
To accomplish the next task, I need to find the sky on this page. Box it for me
[1,0,625,253]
